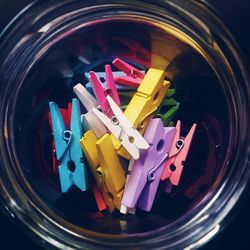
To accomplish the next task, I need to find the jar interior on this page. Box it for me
[13,20,229,234]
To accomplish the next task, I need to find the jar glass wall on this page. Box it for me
[0,0,249,249]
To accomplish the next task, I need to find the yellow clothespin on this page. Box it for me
[124,68,171,134]
[96,134,126,210]
[80,130,126,213]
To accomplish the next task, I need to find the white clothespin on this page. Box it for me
[93,95,149,160]
[73,83,107,138]
[73,83,98,112]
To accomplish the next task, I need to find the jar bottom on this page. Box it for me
[13,21,229,235]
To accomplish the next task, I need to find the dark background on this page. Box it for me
[0,0,250,249]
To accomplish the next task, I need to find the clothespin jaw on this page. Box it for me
[89,65,120,117]
[161,105,180,126]
[92,95,149,160]
[81,111,108,139]
[112,58,145,87]
[161,121,197,187]
[49,99,88,193]
[73,83,98,112]
[73,83,108,138]
[124,68,171,134]
[121,118,176,213]
[92,183,107,212]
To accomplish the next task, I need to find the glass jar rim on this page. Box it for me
[0,1,249,249]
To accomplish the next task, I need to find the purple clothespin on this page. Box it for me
[120,118,176,213]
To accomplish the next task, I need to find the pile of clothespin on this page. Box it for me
[48,58,196,214]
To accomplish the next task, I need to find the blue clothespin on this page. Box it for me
[49,98,88,193]
[85,71,137,93]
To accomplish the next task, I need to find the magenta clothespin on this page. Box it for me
[112,58,145,88]
[120,118,176,213]
[89,64,120,117]
[161,121,197,192]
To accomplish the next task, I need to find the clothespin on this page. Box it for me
[73,84,131,160]
[48,106,71,173]
[112,58,145,88]
[92,183,107,212]
[157,89,180,126]
[124,68,171,134]
[110,37,151,68]
[49,98,88,193]
[120,118,176,214]
[85,71,134,93]
[89,65,120,117]
[161,121,197,192]
[73,83,98,111]
[93,95,149,160]
[80,130,126,213]
[73,84,108,138]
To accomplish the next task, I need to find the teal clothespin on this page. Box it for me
[49,98,88,192]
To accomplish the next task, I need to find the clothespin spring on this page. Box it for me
[58,130,73,161]
[147,153,169,182]
[169,137,185,158]
[111,115,135,144]
[96,169,105,192]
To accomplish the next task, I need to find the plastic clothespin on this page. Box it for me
[73,84,108,138]
[120,118,176,214]
[80,130,126,213]
[89,65,120,117]
[48,106,71,173]
[124,68,171,134]
[49,98,88,193]
[93,95,149,160]
[161,121,197,192]
[112,58,145,88]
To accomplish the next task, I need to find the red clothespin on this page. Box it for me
[112,58,145,88]
[161,121,196,192]
[89,65,120,118]
[92,183,107,212]
[48,104,71,173]
[110,37,151,67]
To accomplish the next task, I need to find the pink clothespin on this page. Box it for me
[89,65,120,117]
[120,118,176,214]
[161,121,197,192]
[112,58,145,88]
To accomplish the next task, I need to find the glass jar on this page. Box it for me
[0,0,249,249]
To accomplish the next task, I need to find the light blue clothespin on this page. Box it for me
[85,71,135,93]
[49,98,88,193]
